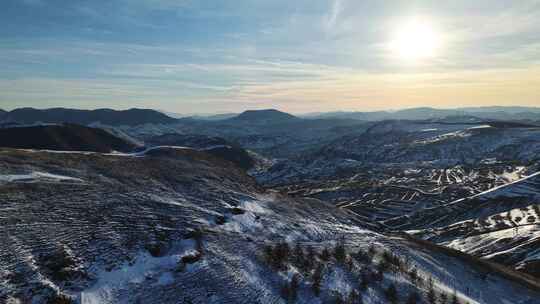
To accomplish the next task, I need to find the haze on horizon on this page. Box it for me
[1,0,539,114]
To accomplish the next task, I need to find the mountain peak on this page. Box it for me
[231,109,298,123]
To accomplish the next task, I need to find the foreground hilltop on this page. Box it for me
[0,108,177,126]
[0,147,538,303]
[0,124,139,153]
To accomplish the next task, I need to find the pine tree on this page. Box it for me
[345,256,354,271]
[346,289,362,304]
[293,243,305,269]
[354,249,371,264]
[321,247,331,262]
[409,267,418,285]
[334,293,345,304]
[304,245,315,271]
[359,272,369,291]
[427,277,437,304]
[272,241,290,270]
[290,274,300,302]
[280,282,291,302]
[439,292,448,304]
[263,244,273,265]
[367,244,376,258]
[450,289,460,304]
[385,283,398,304]
[406,291,419,304]
[312,263,324,297]
[334,238,346,263]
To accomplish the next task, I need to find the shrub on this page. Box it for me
[354,249,371,264]
[192,229,204,252]
[381,250,402,272]
[39,249,78,282]
[334,238,347,263]
[281,274,300,303]
[334,292,345,304]
[280,283,291,302]
[290,274,300,302]
[427,277,437,304]
[274,241,291,270]
[230,207,245,215]
[451,290,460,304]
[181,251,202,265]
[264,241,291,271]
[359,272,369,291]
[377,259,389,274]
[312,263,325,297]
[46,294,74,304]
[406,291,419,304]
[371,269,383,282]
[304,245,316,271]
[263,244,274,264]
[367,244,376,258]
[320,247,331,262]
[184,228,204,253]
[293,243,305,268]
[215,215,226,225]
[439,292,448,304]
[346,289,361,304]
[385,284,398,304]
[409,268,418,285]
[345,256,354,271]
[145,243,166,257]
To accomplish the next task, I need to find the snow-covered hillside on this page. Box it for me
[1,148,539,303]
[407,172,540,277]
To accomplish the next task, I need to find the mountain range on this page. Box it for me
[1,106,540,303]
[2,106,540,127]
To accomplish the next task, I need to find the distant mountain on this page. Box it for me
[461,106,540,114]
[304,107,540,122]
[0,124,139,153]
[189,113,238,121]
[2,108,177,126]
[228,109,299,124]
[160,111,238,121]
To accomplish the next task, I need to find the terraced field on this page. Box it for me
[281,163,529,224]
[405,172,540,277]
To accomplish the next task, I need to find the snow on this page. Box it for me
[156,272,174,285]
[468,125,492,130]
[0,171,84,183]
[80,239,198,304]
[472,171,540,200]
[80,252,179,303]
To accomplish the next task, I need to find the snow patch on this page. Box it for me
[0,171,84,183]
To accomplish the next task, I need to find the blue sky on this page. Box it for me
[1,0,539,114]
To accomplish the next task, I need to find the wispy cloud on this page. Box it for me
[1,0,539,113]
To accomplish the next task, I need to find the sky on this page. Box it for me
[0,0,539,114]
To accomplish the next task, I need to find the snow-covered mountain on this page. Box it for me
[0,124,140,153]
[1,108,177,126]
[0,147,539,303]
[1,109,540,303]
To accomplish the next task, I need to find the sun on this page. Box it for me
[390,18,442,61]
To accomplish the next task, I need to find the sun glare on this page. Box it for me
[390,18,442,61]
